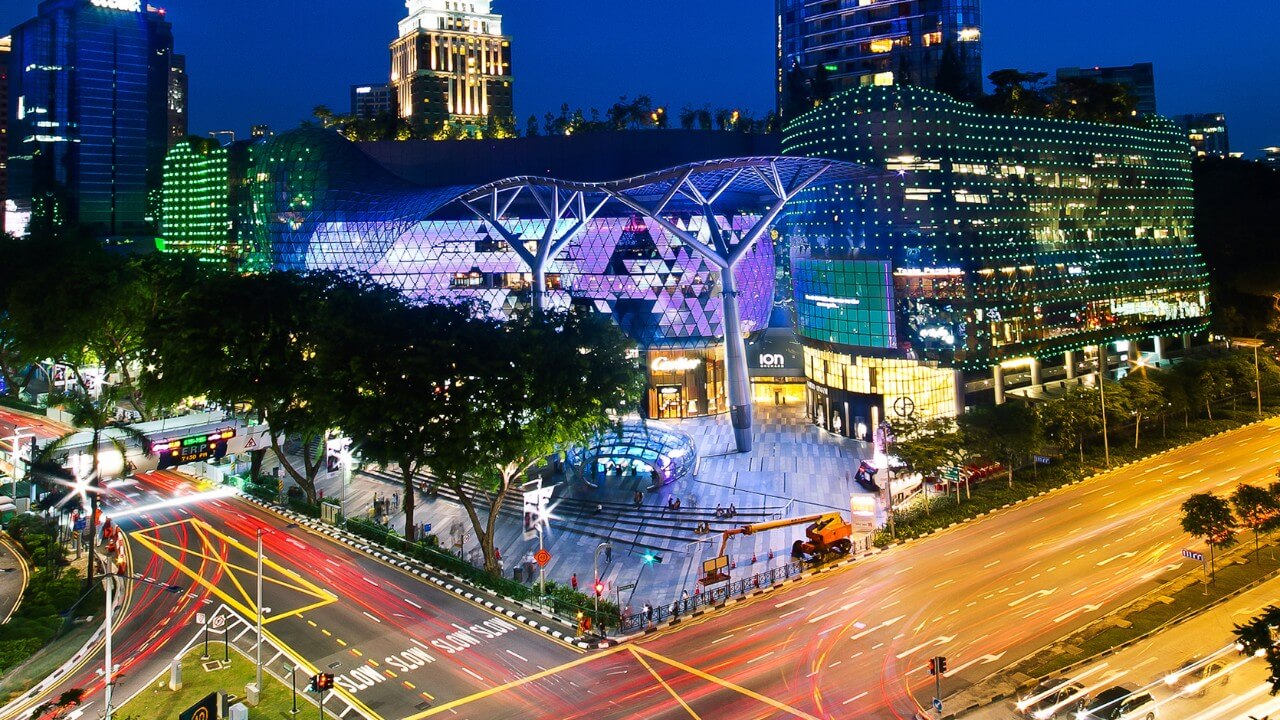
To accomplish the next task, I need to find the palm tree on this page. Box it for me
[38,387,151,589]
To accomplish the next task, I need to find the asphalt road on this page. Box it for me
[4,470,584,720]
[418,418,1280,719]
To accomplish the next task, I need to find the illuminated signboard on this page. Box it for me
[153,429,237,470]
[91,0,142,11]
[650,357,701,373]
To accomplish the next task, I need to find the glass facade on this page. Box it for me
[7,0,176,237]
[777,0,982,114]
[784,85,1210,373]
[566,420,699,487]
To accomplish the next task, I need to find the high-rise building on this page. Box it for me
[7,0,179,238]
[1263,147,1280,169]
[159,136,266,272]
[1,35,10,236]
[777,0,983,116]
[1172,113,1231,158]
[783,86,1209,434]
[351,83,394,119]
[389,0,513,136]
[1056,63,1157,116]
[168,53,188,145]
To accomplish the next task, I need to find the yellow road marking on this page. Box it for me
[321,629,332,637]
[630,647,703,720]
[630,646,820,720]
[420,691,435,701]
[350,649,362,657]
[402,646,631,719]
[336,638,347,647]
[404,681,416,690]
[142,533,330,595]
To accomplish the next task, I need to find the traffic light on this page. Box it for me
[643,551,663,565]
[928,658,937,676]
[308,673,335,692]
[594,579,605,597]
[937,656,947,674]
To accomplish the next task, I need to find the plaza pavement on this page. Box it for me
[297,404,878,621]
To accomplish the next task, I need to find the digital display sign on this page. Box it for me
[153,429,236,470]
[793,259,897,351]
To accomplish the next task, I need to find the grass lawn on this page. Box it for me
[117,645,316,720]
[1020,542,1280,678]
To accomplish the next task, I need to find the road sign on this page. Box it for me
[1182,548,1205,562]
[196,612,206,625]
[211,615,226,629]
[534,548,552,567]
[73,518,87,531]
[617,582,636,592]
[932,697,943,712]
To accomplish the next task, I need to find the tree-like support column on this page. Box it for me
[606,160,832,453]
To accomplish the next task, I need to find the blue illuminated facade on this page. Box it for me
[7,0,178,237]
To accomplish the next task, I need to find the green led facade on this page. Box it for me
[782,85,1210,372]
[793,258,897,351]
[160,138,232,265]
[159,138,267,272]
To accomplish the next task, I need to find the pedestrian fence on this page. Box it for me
[617,555,811,635]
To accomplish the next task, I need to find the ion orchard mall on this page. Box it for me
[160,86,1210,449]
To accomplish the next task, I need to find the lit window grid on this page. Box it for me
[803,347,957,422]
[793,258,897,350]
[781,85,1210,371]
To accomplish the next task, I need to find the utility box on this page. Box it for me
[168,658,182,691]
[321,502,340,524]
[245,682,260,706]
[228,703,249,720]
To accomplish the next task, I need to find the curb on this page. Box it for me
[236,493,612,651]
[944,415,1280,717]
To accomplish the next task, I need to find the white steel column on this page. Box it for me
[992,365,1006,405]
[1064,350,1076,380]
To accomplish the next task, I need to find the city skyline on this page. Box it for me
[1,1,1276,155]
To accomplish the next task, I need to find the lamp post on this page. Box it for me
[102,572,184,720]
[256,523,299,694]
[592,542,612,632]
[1231,338,1266,419]
[1098,346,1111,468]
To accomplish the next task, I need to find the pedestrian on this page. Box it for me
[644,603,653,625]
[393,492,399,508]
[604,545,612,563]
[673,497,681,511]
[671,601,679,619]
[715,503,723,518]
[571,573,578,592]
[318,489,324,500]
[682,589,689,611]
[634,491,643,507]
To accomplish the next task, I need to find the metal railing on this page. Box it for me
[617,557,809,635]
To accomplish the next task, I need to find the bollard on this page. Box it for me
[169,658,183,691]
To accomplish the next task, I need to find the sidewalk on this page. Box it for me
[954,570,1280,719]
[0,531,29,624]
[299,404,876,620]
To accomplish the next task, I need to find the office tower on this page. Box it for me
[1,35,10,235]
[7,0,179,238]
[777,0,982,116]
[351,83,394,119]
[169,53,188,145]
[389,0,514,136]
[1172,113,1231,158]
[1056,63,1157,116]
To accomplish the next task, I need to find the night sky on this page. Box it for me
[2,1,1276,156]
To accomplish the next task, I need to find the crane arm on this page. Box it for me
[715,512,844,557]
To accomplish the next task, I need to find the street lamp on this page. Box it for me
[1097,345,1111,468]
[592,542,612,633]
[1231,338,1265,419]
[256,523,299,694]
[102,572,184,720]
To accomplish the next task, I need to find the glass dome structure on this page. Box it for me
[566,421,699,487]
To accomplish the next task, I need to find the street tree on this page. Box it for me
[1152,368,1191,431]
[1232,605,1280,695]
[330,297,483,542]
[958,401,1043,488]
[1181,492,1238,580]
[1231,483,1278,564]
[1038,384,1103,464]
[431,306,643,575]
[1120,372,1165,449]
[143,271,354,503]
[38,387,151,589]
[889,416,967,508]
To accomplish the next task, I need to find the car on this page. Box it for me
[1079,685,1158,720]
[1015,680,1087,719]
[1165,657,1229,698]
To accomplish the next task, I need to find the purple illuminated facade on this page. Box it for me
[370,215,774,349]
